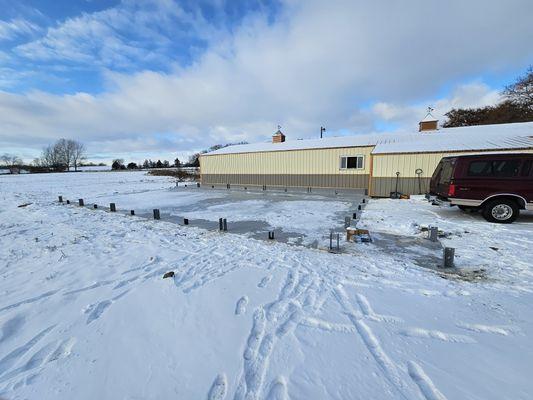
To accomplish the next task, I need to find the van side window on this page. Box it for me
[467,161,492,176]
[467,160,521,177]
[521,160,533,177]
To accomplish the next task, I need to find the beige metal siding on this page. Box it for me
[372,149,533,178]
[370,148,533,196]
[201,146,374,176]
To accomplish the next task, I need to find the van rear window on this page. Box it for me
[467,160,521,177]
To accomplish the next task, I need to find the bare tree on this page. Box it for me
[0,153,23,173]
[70,140,86,171]
[504,65,533,111]
[38,139,86,171]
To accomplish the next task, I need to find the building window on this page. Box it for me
[340,155,364,170]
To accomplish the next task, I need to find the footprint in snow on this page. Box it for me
[235,296,249,316]
[207,373,227,400]
[258,275,272,288]
[266,376,288,400]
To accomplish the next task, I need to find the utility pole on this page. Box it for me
[320,126,326,138]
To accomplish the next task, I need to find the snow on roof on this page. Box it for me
[204,121,533,156]
[420,112,438,122]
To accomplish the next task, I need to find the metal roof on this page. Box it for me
[203,121,533,156]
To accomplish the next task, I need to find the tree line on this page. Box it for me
[111,142,248,170]
[444,66,533,127]
[1,138,87,173]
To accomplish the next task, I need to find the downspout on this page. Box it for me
[368,150,375,197]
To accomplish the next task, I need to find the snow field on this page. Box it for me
[0,171,532,399]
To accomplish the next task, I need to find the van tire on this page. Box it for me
[482,199,519,223]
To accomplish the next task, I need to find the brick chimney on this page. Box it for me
[419,108,438,132]
[272,127,286,143]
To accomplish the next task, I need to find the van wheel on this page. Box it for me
[482,199,519,223]
[458,205,479,213]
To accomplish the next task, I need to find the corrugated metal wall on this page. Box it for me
[201,146,373,189]
[201,173,370,189]
[201,146,533,196]
[370,148,533,196]
[201,146,374,175]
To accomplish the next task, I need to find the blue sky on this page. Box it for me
[0,0,532,163]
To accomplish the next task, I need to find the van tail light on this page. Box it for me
[448,183,456,197]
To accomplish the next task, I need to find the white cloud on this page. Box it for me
[1,0,532,162]
[0,18,39,41]
[371,82,502,128]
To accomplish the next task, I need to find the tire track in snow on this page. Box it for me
[334,286,411,399]
[355,293,403,323]
[407,361,447,400]
[400,328,475,343]
[0,325,55,378]
[208,373,228,400]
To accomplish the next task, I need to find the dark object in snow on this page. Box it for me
[153,209,160,220]
[78,199,84,206]
[58,196,63,203]
[390,171,402,198]
[184,218,189,225]
[93,204,98,209]
[442,247,455,268]
[66,200,70,204]
[17,203,33,208]
[489,246,499,251]
[162,271,175,279]
[429,226,439,242]
[110,203,116,212]
[130,210,135,216]
[268,231,275,240]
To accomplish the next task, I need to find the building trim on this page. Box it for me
[201,144,376,157]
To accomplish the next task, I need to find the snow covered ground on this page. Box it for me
[1,171,532,399]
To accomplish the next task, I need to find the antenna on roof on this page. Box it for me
[427,106,434,114]
[277,125,281,130]
[320,126,326,139]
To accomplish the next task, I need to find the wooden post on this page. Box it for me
[219,218,223,231]
[130,210,135,216]
[110,203,116,212]
[223,218,227,231]
[58,196,63,203]
[66,200,70,204]
[78,199,84,206]
[184,218,189,225]
[353,212,357,219]
[358,204,362,210]
[153,209,160,220]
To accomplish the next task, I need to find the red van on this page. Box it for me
[429,153,533,223]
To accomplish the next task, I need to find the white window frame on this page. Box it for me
[339,155,365,170]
